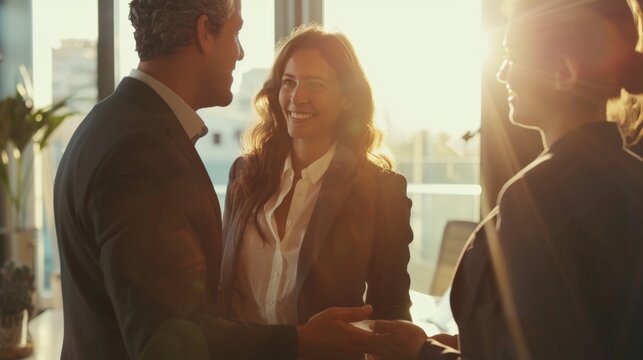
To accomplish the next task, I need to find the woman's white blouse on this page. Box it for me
[232,144,337,325]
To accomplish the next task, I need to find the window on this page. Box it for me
[26,0,485,303]
[33,0,98,296]
[116,0,138,83]
[324,0,484,293]
[196,0,275,192]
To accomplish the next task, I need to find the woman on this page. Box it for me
[220,24,413,328]
[371,1,643,359]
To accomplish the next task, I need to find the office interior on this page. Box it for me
[0,0,553,357]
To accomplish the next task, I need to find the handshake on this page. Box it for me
[296,304,432,360]
[139,305,458,360]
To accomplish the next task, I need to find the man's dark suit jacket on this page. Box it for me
[422,122,643,359]
[220,146,413,324]
[54,77,297,360]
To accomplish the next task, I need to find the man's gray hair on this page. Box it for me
[129,0,236,60]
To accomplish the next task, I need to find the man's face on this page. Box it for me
[204,0,244,107]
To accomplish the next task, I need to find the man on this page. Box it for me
[54,1,380,359]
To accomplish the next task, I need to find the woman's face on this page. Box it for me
[278,48,350,144]
[496,22,559,129]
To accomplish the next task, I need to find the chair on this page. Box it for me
[429,220,478,296]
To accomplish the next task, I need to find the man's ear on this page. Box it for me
[554,55,578,91]
[195,14,214,54]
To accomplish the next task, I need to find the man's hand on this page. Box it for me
[369,320,428,360]
[297,305,387,359]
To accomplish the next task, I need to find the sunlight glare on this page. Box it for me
[324,0,484,141]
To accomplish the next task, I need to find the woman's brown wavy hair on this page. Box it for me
[229,23,391,242]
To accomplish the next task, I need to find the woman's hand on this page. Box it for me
[297,305,389,359]
[369,320,427,360]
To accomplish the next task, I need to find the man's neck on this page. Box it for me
[137,58,200,110]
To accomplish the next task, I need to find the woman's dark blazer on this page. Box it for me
[220,145,413,324]
[436,122,643,360]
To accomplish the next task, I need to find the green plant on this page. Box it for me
[0,65,75,230]
[0,262,34,327]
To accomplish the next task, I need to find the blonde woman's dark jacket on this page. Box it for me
[420,122,643,359]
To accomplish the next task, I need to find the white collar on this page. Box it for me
[282,143,337,185]
[129,69,208,142]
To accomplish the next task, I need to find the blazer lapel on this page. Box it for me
[294,146,359,298]
[166,121,222,222]
[221,165,245,315]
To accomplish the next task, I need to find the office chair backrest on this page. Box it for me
[429,220,478,296]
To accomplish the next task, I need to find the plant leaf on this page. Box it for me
[18,65,34,101]
[0,98,11,151]
[38,112,77,149]
[0,154,8,193]
[35,95,73,118]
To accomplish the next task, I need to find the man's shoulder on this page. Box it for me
[75,77,180,147]
[89,86,152,123]
[60,88,180,185]
[66,96,150,155]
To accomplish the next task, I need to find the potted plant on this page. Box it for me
[0,65,75,268]
[0,262,34,358]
